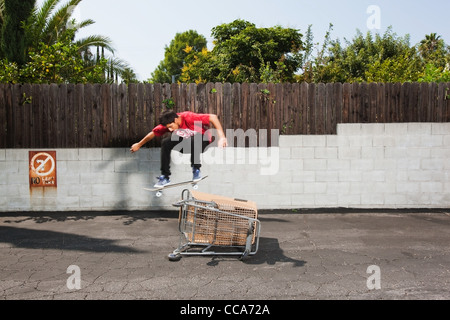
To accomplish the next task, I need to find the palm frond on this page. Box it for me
[75,35,115,54]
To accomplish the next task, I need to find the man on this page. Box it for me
[130,110,228,188]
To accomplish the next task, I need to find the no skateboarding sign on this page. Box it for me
[29,151,57,188]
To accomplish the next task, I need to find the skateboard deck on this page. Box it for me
[144,175,208,197]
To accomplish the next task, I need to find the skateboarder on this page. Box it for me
[130,110,228,188]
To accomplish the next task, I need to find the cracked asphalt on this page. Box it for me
[0,209,449,301]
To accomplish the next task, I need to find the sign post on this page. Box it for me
[29,151,57,188]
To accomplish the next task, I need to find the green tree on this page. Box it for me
[0,0,35,65]
[149,30,207,83]
[0,0,5,54]
[25,0,114,55]
[24,0,133,82]
[19,30,107,83]
[418,33,448,68]
[181,19,304,83]
[312,27,421,83]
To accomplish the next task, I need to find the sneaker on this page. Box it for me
[154,175,170,188]
[192,168,201,182]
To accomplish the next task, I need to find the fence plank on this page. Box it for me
[0,85,5,148]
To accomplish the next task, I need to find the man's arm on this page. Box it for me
[130,131,156,153]
[209,114,228,148]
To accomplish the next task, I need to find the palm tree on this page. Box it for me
[0,0,5,56]
[25,0,114,54]
[24,0,135,83]
[419,33,442,56]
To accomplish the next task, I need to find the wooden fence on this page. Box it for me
[1,82,449,148]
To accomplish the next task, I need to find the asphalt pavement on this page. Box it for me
[1,207,449,307]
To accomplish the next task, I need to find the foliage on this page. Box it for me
[418,63,450,83]
[0,0,35,65]
[299,26,450,84]
[179,19,304,83]
[149,30,207,83]
[0,0,135,84]
[24,0,114,54]
[1,30,107,84]
[21,34,107,83]
[0,58,20,83]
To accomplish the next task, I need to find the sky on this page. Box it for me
[37,0,450,81]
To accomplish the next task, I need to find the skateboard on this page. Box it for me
[144,175,208,197]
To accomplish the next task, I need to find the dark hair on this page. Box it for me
[159,110,178,126]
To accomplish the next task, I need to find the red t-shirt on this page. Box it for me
[152,111,212,141]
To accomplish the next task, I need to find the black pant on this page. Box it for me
[160,133,211,177]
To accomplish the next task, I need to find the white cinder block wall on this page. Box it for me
[1,123,449,212]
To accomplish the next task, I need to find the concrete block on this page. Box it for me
[421,182,443,193]
[420,135,443,147]
[327,159,351,170]
[315,171,339,182]
[292,170,315,182]
[279,147,291,159]
[337,123,361,135]
[79,149,102,160]
[338,147,361,159]
[327,135,350,147]
[339,171,362,182]
[291,194,315,207]
[303,182,327,194]
[361,193,384,205]
[291,147,314,159]
[302,135,326,147]
[385,123,407,135]
[444,135,450,147]
[374,160,397,171]
[338,194,361,206]
[361,147,384,159]
[303,159,327,170]
[362,171,385,182]
[56,149,79,160]
[327,182,350,194]
[348,136,372,147]
[114,161,139,173]
[361,123,385,135]
[279,135,303,147]
[315,194,338,206]
[396,182,420,193]
[314,147,338,159]
[421,159,444,170]
[408,123,432,135]
[5,149,28,161]
[90,160,114,173]
[373,136,396,147]
[432,123,450,135]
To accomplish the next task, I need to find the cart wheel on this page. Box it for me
[156,191,163,197]
[192,184,199,190]
[168,253,182,261]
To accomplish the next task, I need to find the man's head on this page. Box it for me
[159,110,181,131]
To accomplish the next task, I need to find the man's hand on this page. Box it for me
[130,143,141,153]
[218,137,228,148]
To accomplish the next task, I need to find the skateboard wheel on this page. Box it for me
[193,184,199,190]
[168,253,182,261]
[156,191,163,197]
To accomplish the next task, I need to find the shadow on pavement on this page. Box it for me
[0,226,143,253]
[204,237,306,267]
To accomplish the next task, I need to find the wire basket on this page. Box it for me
[169,190,261,261]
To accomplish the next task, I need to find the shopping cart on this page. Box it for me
[169,189,261,261]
